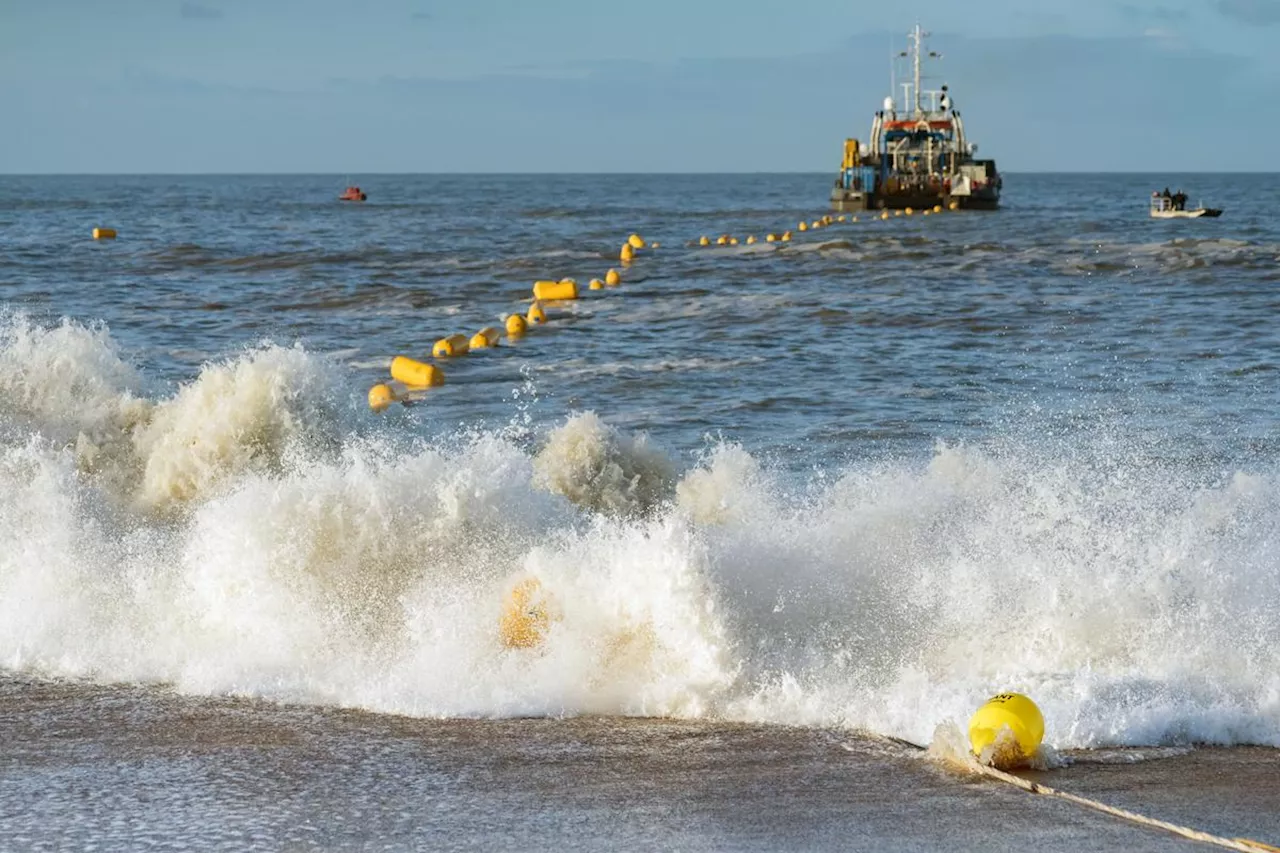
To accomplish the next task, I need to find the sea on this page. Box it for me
[0,173,1277,851]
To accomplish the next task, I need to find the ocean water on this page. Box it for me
[1,173,1279,850]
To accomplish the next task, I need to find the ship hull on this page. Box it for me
[830,188,1000,212]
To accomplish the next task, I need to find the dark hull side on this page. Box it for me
[831,187,1000,212]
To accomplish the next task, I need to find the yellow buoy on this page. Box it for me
[781,230,792,242]
[432,334,470,358]
[968,693,1045,763]
[469,327,501,349]
[620,243,635,262]
[699,235,710,246]
[92,227,117,240]
[589,278,604,290]
[527,301,547,324]
[532,279,578,301]
[852,216,859,223]
[893,210,902,217]
[627,234,645,249]
[651,241,660,249]
[766,234,777,242]
[837,215,847,222]
[729,237,739,245]
[745,235,756,245]
[499,578,550,649]
[716,235,729,245]
[904,207,914,216]
[923,210,931,216]
[798,221,808,232]
[506,313,528,337]
[949,201,960,211]
[368,383,396,412]
[933,204,943,213]
[605,268,621,286]
[389,356,444,388]
[811,220,821,229]
[881,210,890,220]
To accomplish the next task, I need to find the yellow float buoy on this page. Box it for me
[881,211,889,220]
[852,216,859,223]
[389,356,444,388]
[745,235,756,245]
[432,334,470,358]
[933,204,943,213]
[368,383,396,412]
[798,221,808,232]
[620,243,635,262]
[505,313,528,337]
[589,278,604,290]
[766,234,777,242]
[904,207,914,216]
[499,578,550,649]
[651,241,660,249]
[968,693,1045,763]
[92,227,117,240]
[605,268,621,286]
[532,279,578,301]
[627,234,645,249]
[811,220,821,229]
[699,235,710,246]
[716,235,729,245]
[923,210,931,216]
[949,201,960,211]
[729,237,739,245]
[469,327,500,349]
[837,215,847,222]
[527,301,547,324]
[780,230,792,242]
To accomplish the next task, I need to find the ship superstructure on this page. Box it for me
[831,25,1001,211]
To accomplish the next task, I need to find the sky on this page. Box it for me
[0,0,1275,172]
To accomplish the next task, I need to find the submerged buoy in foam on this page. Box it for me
[506,313,528,337]
[499,578,550,649]
[533,279,578,301]
[92,227,117,240]
[969,693,1044,764]
[432,334,470,357]
[470,327,500,349]
[527,301,547,324]
[627,233,645,249]
[389,355,444,388]
[605,268,621,286]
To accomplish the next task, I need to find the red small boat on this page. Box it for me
[339,186,367,202]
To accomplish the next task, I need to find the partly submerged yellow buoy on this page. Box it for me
[92,227,117,240]
[766,233,777,242]
[699,235,710,247]
[527,301,548,325]
[716,234,729,245]
[469,327,500,349]
[389,356,444,388]
[532,279,578,301]
[368,383,397,412]
[745,235,756,245]
[627,233,645,249]
[968,693,1044,764]
[432,334,470,358]
[620,242,635,262]
[499,577,550,649]
[505,313,528,337]
[780,230,792,242]
[589,278,604,290]
[605,268,621,286]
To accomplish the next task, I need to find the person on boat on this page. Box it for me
[1173,190,1187,211]
[1161,187,1171,199]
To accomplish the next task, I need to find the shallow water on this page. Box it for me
[1,173,1278,848]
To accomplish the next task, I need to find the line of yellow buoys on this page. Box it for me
[367,233,654,412]
[691,199,961,248]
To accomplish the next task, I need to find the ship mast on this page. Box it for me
[912,23,923,116]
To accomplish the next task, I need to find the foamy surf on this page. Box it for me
[1,315,1277,749]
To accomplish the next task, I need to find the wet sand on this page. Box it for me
[1,677,1276,852]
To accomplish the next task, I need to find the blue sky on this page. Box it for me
[0,0,1274,172]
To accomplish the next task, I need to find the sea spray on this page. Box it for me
[532,412,674,518]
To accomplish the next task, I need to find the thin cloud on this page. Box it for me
[180,2,223,20]
[1216,0,1280,25]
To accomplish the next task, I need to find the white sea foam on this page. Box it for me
[1,316,1278,749]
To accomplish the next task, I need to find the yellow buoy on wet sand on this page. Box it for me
[389,355,444,388]
[968,692,1044,764]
